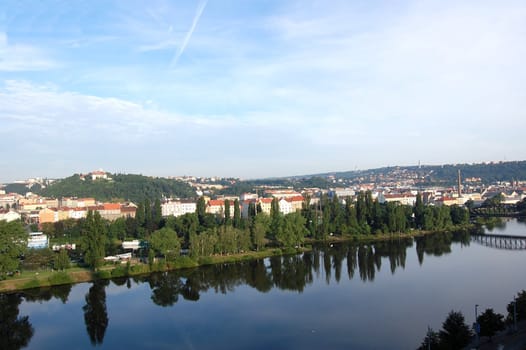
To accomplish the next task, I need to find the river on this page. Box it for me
[2,219,526,349]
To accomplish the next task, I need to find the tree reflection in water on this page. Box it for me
[146,233,461,306]
[83,280,109,346]
[0,293,34,350]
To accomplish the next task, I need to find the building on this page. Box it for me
[161,200,197,217]
[240,193,258,201]
[328,188,355,199]
[278,198,293,215]
[258,198,273,215]
[264,189,301,198]
[90,170,109,180]
[28,232,49,249]
[285,195,304,213]
[378,193,417,206]
[0,193,19,209]
[39,208,58,224]
[206,199,237,217]
[0,210,21,222]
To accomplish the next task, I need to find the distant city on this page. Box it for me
[1,161,525,228]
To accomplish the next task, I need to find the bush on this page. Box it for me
[197,256,214,265]
[129,264,149,275]
[48,272,73,285]
[111,266,128,278]
[282,247,297,255]
[23,278,41,289]
[94,270,111,279]
[173,256,198,269]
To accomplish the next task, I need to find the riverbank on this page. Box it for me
[0,248,295,293]
[0,225,473,293]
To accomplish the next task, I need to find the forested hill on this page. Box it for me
[311,160,526,185]
[38,174,195,203]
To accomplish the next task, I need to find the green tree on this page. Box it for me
[477,308,505,342]
[251,213,269,251]
[438,310,473,349]
[82,211,107,270]
[278,212,306,248]
[108,217,126,241]
[54,249,70,271]
[0,220,27,279]
[414,193,425,229]
[269,198,282,240]
[144,199,153,233]
[135,201,145,227]
[507,290,526,323]
[417,327,440,350]
[189,229,217,258]
[233,199,241,228]
[196,197,207,225]
[149,227,180,261]
[450,205,469,225]
[224,200,231,226]
[41,222,56,239]
[153,198,162,230]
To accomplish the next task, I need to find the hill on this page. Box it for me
[36,173,195,203]
[306,160,526,185]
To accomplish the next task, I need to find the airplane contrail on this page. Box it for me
[170,0,208,68]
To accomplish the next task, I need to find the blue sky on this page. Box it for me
[1,0,525,182]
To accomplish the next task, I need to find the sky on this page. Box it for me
[1,0,525,182]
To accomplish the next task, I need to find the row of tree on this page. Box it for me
[0,191,471,275]
[33,192,472,269]
[419,290,526,349]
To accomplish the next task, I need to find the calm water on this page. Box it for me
[3,219,526,350]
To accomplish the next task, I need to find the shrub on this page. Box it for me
[111,266,128,278]
[48,272,73,285]
[23,278,41,289]
[197,256,214,265]
[94,270,111,279]
[173,256,198,269]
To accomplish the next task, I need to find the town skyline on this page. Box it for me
[2,0,525,182]
[2,158,525,185]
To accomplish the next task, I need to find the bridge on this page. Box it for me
[471,233,526,250]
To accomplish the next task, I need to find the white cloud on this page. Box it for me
[1,1,525,180]
[0,32,58,71]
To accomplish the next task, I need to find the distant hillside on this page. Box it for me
[37,173,195,203]
[313,160,526,185]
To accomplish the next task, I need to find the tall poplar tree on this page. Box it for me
[196,197,207,226]
[233,199,241,228]
[224,200,231,226]
[82,211,106,270]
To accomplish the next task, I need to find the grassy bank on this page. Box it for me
[0,248,297,293]
[0,226,472,293]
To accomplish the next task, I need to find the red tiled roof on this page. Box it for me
[103,203,121,210]
[121,206,136,213]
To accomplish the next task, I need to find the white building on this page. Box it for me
[378,193,417,206]
[0,210,21,222]
[28,232,49,249]
[162,200,197,217]
[278,198,293,215]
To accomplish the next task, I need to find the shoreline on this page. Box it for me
[0,225,473,293]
